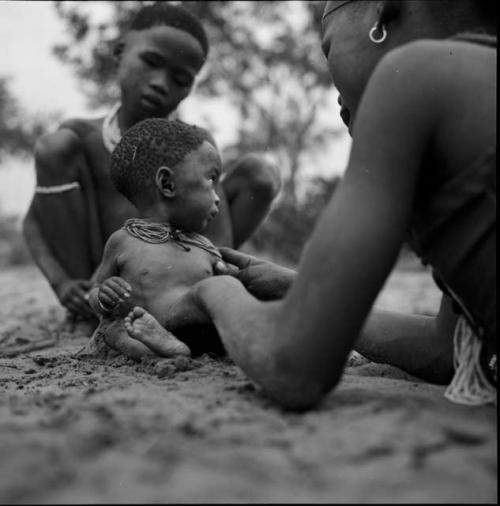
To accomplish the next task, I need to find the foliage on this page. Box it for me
[0,215,32,266]
[52,1,349,262]
[53,2,331,105]
[249,175,341,265]
[0,78,47,161]
[52,1,344,202]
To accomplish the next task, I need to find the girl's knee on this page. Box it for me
[230,154,281,200]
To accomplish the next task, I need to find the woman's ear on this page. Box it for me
[377,0,402,27]
[156,166,176,198]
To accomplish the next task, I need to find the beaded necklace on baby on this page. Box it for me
[123,218,222,259]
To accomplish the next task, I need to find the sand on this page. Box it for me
[0,265,496,503]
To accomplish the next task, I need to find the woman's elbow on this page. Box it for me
[267,382,327,411]
[263,347,344,411]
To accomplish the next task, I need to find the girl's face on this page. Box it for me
[117,25,205,123]
[321,1,386,133]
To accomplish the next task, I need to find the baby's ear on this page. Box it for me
[156,166,176,198]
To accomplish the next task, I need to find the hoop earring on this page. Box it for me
[369,23,387,44]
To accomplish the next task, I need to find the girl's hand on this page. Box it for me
[56,278,95,318]
[98,277,132,313]
[214,248,296,300]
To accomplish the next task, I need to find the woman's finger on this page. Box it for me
[218,248,256,269]
[213,260,239,276]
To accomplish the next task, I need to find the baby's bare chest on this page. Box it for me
[121,242,215,290]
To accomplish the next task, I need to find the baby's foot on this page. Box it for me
[125,307,191,358]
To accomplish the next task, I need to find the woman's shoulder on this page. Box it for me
[368,38,495,110]
[379,38,495,76]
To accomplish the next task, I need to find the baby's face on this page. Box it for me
[169,141,221,233]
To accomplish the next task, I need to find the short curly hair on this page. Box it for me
[110,119,212,204]
[129,2,209,58]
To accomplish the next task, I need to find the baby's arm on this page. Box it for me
[87,231,131,317]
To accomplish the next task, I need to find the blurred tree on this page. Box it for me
[52,1,349,261]
[0,77,47,161]
[249,175,341,265]
[52,0,344,202]
[0,214,32,266]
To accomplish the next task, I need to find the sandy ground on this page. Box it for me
[0,265,496,503]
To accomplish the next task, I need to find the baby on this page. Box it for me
[86,118,224,359]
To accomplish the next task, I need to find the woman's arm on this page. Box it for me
[196,43,448,409]
[216,248,455,383]
[268,44,443,404]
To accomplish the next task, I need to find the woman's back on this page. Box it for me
[408,35,496,346]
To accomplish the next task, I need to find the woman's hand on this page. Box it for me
[214,248,296,300]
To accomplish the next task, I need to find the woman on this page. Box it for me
[127,0,496,410]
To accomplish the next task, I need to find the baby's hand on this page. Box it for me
[98,277,132,313]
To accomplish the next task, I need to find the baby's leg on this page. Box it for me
[125,307,191,357]
[163,288,212,330]
[102,317,157,360]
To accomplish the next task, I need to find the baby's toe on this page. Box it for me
[128,325,141,339]
[132,306,146,318]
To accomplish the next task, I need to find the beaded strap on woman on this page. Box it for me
[452,32,497,48]
[444,316,497,406]
[123,218,222,259]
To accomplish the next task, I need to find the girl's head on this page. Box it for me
[115,3,209,124]
[321,0,496,131]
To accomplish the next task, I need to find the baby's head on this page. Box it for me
[111,118,221,233]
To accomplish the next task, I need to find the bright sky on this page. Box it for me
[0,0,351,217]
